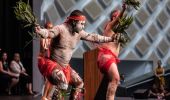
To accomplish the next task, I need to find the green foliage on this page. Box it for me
[113,15,133,33]
[112,15,133,47]
[124,0,141,10]
[14,0,38,48]
[14,0,37,26]
[53,87,84,100]
[57,90,68,100]
[118,32,131,47]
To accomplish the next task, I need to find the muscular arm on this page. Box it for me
[119,4,126,18]
[80,30,113,43]
[36,25,61,38]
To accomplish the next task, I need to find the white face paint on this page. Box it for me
[75,21,85,32]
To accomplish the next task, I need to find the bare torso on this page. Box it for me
[50,23,81,66]
[102,43,119,56]
[101,22,120,56]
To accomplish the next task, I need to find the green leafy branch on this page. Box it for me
[113,15,133,33]
[57,90,69,100]
[14,0,40,48]
[14,0,37,27]
[124,0,141,10]
[112,15,133,47]
[53,87,84,100]
[118,32,131,47]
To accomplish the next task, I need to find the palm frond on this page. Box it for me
[124,0,141,10]
[14,0,38,48]
[14,0,37,26]
[112,15,133,47]
[119,32,131,47]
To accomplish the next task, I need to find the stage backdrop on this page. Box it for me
[33,0,170,93]
[117,60,153,82]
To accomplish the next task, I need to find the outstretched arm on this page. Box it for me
[80,30,119,43]
[119,3,126,19]
[35,25,60,38]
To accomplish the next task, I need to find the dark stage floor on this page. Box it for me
[0,95,41,100]
[0,96,162,100]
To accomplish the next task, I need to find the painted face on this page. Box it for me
[112,10,120,19]
[74,21,85,33]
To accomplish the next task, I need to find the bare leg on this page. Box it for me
[106,63,120,100]
[70,69,84,100]
[42,80,54,100]
[9,78,19,95]
[42,80,50,100]
[28,83,33,94]
[46,85,56,100]
[50,69,68,100]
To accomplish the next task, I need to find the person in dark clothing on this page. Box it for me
[0,52,18,94]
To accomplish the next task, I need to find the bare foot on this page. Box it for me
[42,97,48,100]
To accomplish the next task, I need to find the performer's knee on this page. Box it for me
[110,76,120,85]
[80,81,84,88]
[115,76,120,83]
[72,72,84,88]
[77,80,84,88]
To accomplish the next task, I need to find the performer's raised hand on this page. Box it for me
[34,24,47,38]
[35,24,41,34]
[122,2,127,10]
[112,33,121,43]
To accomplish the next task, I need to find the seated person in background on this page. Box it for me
[148,83,165,99]
[164,90,170,99]
[154,60,165,93]
[10,53,34,95]
[0,52,18,94]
